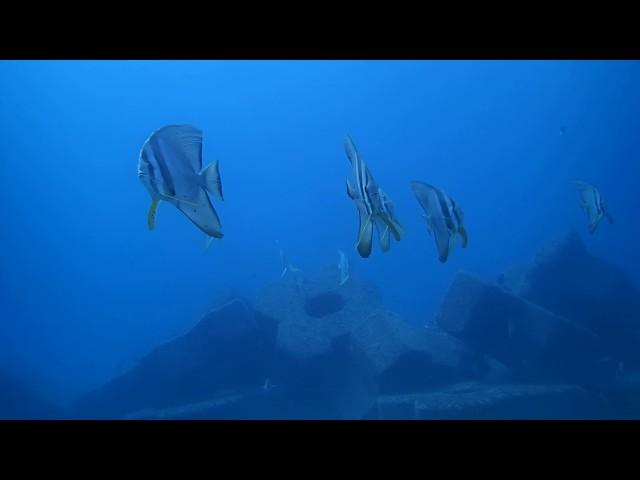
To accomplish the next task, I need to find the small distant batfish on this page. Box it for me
[262,378,276,393]
[137,125,224,241]
[410,180,468,263]
[344,134,403,258]
[277,241,302,278]
[337,249,350,285]
[575,181,613,234]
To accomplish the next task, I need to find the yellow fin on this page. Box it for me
[147,199,160,230]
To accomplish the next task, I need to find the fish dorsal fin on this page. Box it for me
[344,134,359,165]
[574,180,593,191]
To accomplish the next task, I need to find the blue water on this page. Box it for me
[1,60,639,413]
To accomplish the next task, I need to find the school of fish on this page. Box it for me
[138,125,612,267]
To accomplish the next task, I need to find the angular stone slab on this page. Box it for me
[372,382,597,420]
[498,232,640,367]
[73,298,278,419]
[436,271,602,385]
[256,265,474,396]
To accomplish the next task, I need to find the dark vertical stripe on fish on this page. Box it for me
[355,153,373,216]
[434,187,456,231]
[593,188,602,215]
[143,151,160,193]
[150,137,176,197]
[450,198,462,226]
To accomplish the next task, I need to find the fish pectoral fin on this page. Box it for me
[605,212,614,224]
[458,226,469,248]
[147,199,160,230]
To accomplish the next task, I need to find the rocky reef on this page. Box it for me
[0,370,62,419]
[71,231,640,419]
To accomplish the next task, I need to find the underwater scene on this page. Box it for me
[1,60,639,419]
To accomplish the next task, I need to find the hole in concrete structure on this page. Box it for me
[304,292,346,318]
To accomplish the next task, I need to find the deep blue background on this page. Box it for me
[1,60,638,405]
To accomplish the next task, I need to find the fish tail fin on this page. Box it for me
[147,199,160,230]
[201,160,223,200]
[459,226,469,248]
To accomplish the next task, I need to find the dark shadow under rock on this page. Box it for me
[498,231,640,367]
[304,292,346,318]
[436,271,604,387]
[125,387,294,420]
[0,370,62,419]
